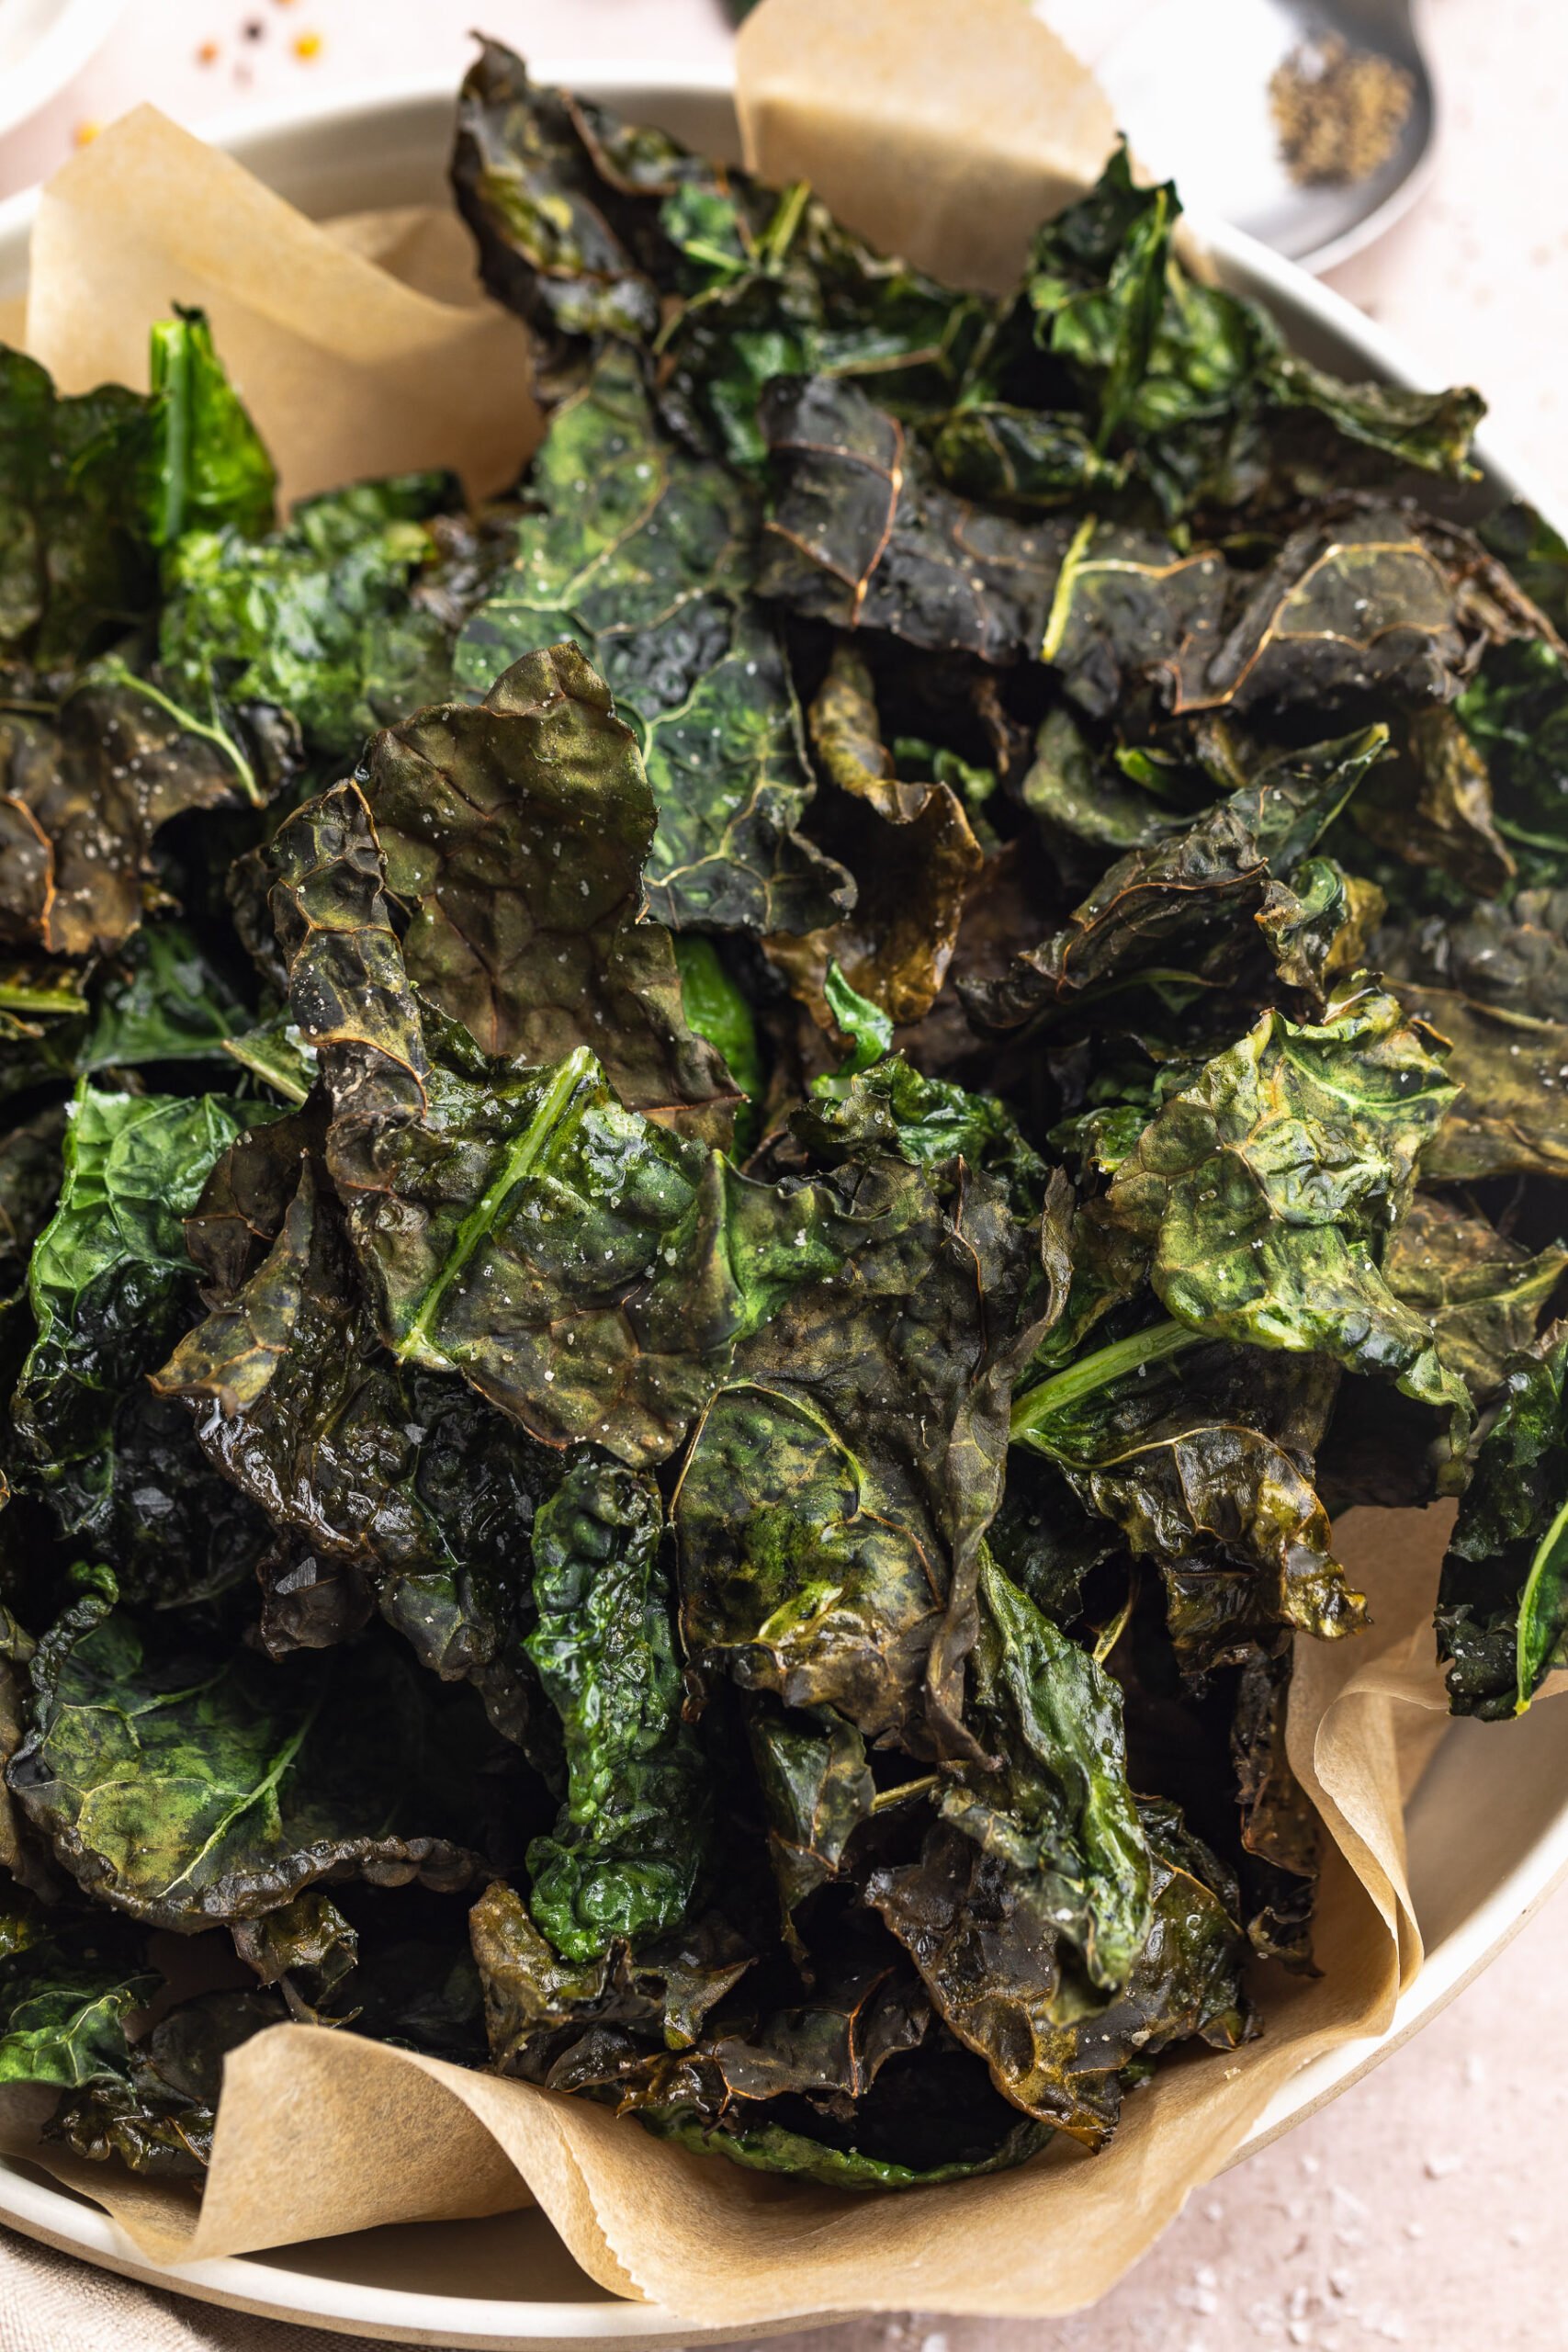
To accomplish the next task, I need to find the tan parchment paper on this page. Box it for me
[21,107,538,506]
[0,0,1535,2321]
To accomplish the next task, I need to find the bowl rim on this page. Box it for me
[0,62,1562,2343]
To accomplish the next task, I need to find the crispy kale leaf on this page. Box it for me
[525,1459,711,1960]
[0,350,159,676]
[978,728,1385,1020]
[357,642,739,1125]
[1437,1325,1568,1718]
[1006,144,1481,521]
[758,376,1065,662]
[1076,989,1466,1429]
[160,474,500,762]
[870,1792,1251,2148]
[145,310,276,548]
[11,1084,269,1600]
[1013,1337,1359,1660]
[454,346,850,935]
[450,41,985,465]
[0,1937,158,2090]
[265,779,872,1465]
[767,644,983,1030]
[675,1153,1052,1751]
[0,669,263,961]
[152,1146,556,1736]
[8,1572,489,1928]
[1385,1193,1566,1400]
[50,1989,284,2178]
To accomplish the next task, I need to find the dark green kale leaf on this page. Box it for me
[1012,1337,1360,1660]
[11,1084,271,1600]
[795,1052,1046,1221]
[473,1877,1043,2188]
[8,1572,489,1927]
[869,1793,1251,2148]
[941,1550,1152,1992]
[453,347,850,935]
[756,376,1066,662]
[1349,706,1514,899]
[450,44,671,383]
[1380,895,1568,1182]
[1256,857,1385,1007]
[0,347,159,676]
[766,643,982,1030]
[931,405,1111,511]
[525,1459,711,1961]
[1042,520,1227,721]
[0,1937,158,2090]
[76,920,250,1074]
[231,1887,358,2016]
[160,473,499,763]
[145,310,276,549]
[0,667,264,960]
[675,1153,1054,1751]
[471,1876,750,2074]
[1458,640,1568,887]
[331,1033,918,1471]
[1018,705,1187,855]
[450,42,987,466]
[355,642,738,1128]
[0,1106,66,1302]
[1010,144,1481,520]
[152,1150,555,1737]
[1054,989,1467,1435]
[1437,1324,1568,1719]
[2,311,276,682]
[268,779,892,1467]
[50,1989,286,2177]
[1232,1646,1318,1968]
[1168,508,1546,720]
[748,1700,873,1922]
[670,937,763,1131]
[976,728,1386,1021]
[639,2093,1047,2192]
[1385,1193,1566,1400]
[218,1010,317,1106]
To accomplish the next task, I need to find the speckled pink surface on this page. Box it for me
[2,5,1565,2344]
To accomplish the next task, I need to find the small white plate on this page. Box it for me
[0,0,129,142]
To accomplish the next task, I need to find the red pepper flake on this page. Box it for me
[196,39,220,63]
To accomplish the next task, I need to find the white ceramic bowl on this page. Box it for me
[2,73,1567,2349]
[0,0,129,141]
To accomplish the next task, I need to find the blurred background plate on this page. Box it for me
[1038,0,1436,269]
[0,0,130,141]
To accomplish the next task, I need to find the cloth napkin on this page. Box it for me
[0,2228,387,2352]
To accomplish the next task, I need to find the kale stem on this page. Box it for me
[87,662,262,809]
[870,1774,942,1814]
[759,178,810,266]
[0,979,85,1016]
[1093,1571,1138,1667]
[1041,512,1097,663]
[1515,1488,1568,1714]
[1010,1316,1204,1444]
[392,1046,595,1366]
